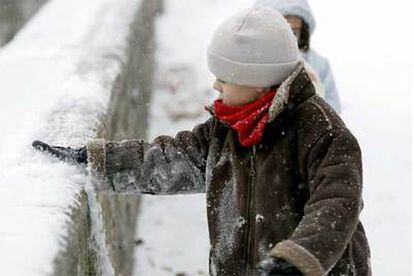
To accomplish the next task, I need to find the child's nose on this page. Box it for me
[213,80,222,93]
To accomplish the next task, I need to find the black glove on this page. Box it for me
[257,256,302,276]
[32,140,88,164]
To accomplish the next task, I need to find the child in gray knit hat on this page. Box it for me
[33,7,371,276]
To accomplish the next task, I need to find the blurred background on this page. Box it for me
[0,0,412,275]
[0,0,47,45]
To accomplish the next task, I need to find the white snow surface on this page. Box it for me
[134,0,412,275]
[0,0,139,275]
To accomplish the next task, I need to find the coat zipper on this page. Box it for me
[245,145,257,274]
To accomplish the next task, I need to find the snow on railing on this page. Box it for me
[0,0,162,275]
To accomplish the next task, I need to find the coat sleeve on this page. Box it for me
[86,118,214,195]
[270,128,363,276]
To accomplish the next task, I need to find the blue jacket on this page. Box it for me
[255,0,342,113]
[303,49,341,113]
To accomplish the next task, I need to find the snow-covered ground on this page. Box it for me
[134,0,412,275]
[0,0,139,275]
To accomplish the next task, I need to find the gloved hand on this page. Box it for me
[257,256,302,276]
[32,140,88,164]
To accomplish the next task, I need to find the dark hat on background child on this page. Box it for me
[207,7,300,87]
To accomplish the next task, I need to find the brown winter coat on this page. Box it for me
[87,63,371,276]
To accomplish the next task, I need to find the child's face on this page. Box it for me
[213,79,268,106]
[285,15,303,42]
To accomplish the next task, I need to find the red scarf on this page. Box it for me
[213,91,276,147]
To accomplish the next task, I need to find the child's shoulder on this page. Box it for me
[294,95,348,138]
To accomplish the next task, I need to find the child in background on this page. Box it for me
[256,0,342,114]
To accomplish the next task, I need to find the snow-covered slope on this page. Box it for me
[0,0,139,275]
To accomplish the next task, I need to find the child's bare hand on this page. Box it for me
[32,140,88,164]
[256,256,302,276]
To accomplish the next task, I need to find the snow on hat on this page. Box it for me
[207,7,300,87]
[254,0,316,34]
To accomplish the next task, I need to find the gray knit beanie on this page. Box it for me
[207,7,300,87]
